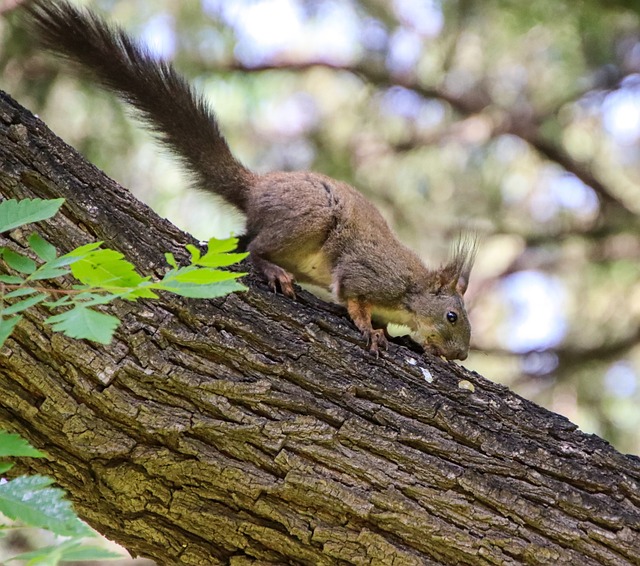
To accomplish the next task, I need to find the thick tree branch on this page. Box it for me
[1,90,639,565]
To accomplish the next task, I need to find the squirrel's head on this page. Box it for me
[408,237,477,361]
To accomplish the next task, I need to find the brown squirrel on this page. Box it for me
[25,0,476,361]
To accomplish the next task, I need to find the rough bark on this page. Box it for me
[0,89,639,566]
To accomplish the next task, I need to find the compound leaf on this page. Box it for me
[29,265,70,281]
[3,288,39,299]
[0,275,24,284]
[48,242,103,269]
[158,278,247,299]
[0,198,64,234]
[46,307,119,344]
[164,252,177,268]
[0,475,91,537]
[0,316,21,348]
[203,236,241,255]
[2,293,47,316]
[0,431,44,458]
[196,237,248,267]
[70,248,146,288]
[28,233,57,262]
[1,249,36,274]
[0,462,13,475]
[167,267,243,284]
[185,244,201,263]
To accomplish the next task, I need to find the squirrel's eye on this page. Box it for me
[446,311,458,324]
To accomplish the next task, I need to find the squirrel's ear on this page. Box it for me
[433,263,460,294]
[442,234,478,296]
[456,271,471,296]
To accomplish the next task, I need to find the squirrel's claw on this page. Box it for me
[257,260,296,299]
[275,271,296,299]
[366,328,388,357]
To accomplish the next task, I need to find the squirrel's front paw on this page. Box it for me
[365,328,388,357]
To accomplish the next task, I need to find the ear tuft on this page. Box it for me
[437,234,478,295]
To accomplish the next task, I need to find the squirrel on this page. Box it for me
[24,0,477,361]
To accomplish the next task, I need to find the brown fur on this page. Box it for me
[26,0,476,360]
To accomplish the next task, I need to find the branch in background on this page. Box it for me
[224,60,637,222]
[481,322,640,378]
[519,131,636,223]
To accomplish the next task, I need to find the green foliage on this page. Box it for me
[46,307,121,345]
[0,475,92,538]
[0,198,248,346]
[0,316,21,349]
[69,248,152,290]
[0,198,246,559]
[28,232,57,262]
[0,430,123,564]
[0,198,64,234]
[0,431,44,459]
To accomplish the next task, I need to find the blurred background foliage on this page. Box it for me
[1,0,639,471]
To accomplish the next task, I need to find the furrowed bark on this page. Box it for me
[1,90,639,565]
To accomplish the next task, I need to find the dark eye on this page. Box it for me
[446,311,458,324]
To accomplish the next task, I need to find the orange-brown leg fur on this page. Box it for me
[346,298,388,355]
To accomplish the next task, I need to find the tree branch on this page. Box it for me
[1,90,639,565]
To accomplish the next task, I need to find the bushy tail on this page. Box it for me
[25,0,253,211]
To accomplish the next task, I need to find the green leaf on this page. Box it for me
[46,307,119,344]
[0,198,64,233]
[28,233,57,262]
[158,278,247,299]
[196,252,248,268]
[0,275,24,284]
[44,295,73,308]
[167,267,244,284]
[72,292,123,307]
[157,265,246,298]
[1,249,36,274]
[29,266,70,281]
[117,284,158,300]
[196,237,248,268]
[70,249,146,288]
[164,252,177,268]
[64,242,104,257]
[0,431,45,458]
[0,316,21,347]
[185,244,201,263]
[204,236,241,254]
[2,293,47,316]
[48,242,103,269]
[0,462,14,474]
[0,475,91,537]
[4,287,39,299]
